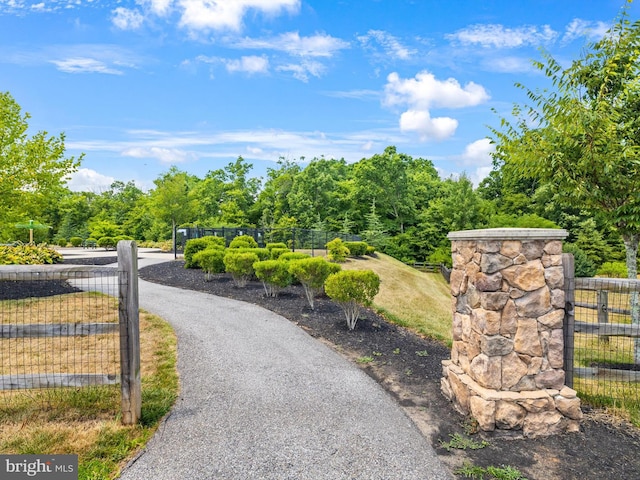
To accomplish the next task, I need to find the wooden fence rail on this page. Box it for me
[564,262,640,388]
[0,240,141,425]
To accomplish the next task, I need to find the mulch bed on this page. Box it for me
[137,260,640,480]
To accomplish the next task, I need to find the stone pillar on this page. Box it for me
[440,228,582,438]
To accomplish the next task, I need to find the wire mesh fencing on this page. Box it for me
[0,269,121,408]
[568,276,640,412]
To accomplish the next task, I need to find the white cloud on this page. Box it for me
[455,138,495,186]
[178,0,299,33]
[234,31,349,58]
[383,71,489,141]
[224,55,269,74]
[112,7,145,30]
[276,60,324,82]
[50,57,124,74]
[384,71,489,110]
[489,56,535,73]
[142,0,173,16]
[399,110,458,141]
[122,146,196,164]
[357,30,415,60]
[447,24,558,48]
[563,18,610,43]
[66,168,115,192]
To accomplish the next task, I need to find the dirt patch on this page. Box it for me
[134,260,639,478]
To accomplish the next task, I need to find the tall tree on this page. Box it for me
[491,8,640,361]
[0,92,81,240]
[491,9,640,278]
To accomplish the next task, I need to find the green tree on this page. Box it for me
[491,9,640,361]
[148,167,198,250]
[492,10,640,279]
[0,92,81,241]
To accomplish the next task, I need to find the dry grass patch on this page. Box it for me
[0,292,178,480]
[339,253,453,344]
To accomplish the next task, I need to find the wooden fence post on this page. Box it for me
[118,240,141,425]
[563,253,576,388]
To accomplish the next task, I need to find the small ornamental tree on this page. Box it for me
[97,236,116,250]
[253,259,293,297]
[184,237,224,268]
[288,257,341,310]
[193,248,226,281]
[326,238,350,263]
[223,251,259,287]
[324,270,380,330]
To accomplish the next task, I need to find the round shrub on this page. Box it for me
[69,236,82,247]
[344,241,368,257]
[193,248,226,280]
[253,259,293,297]
[233,247,270,261]
[266,242,288,251]
[229,235,258,249]
[326,238,350,263]
[184,237,224,269]
[325,270,380,330]
[366,245,376,256]
[97,236,116,250]
[279,252,311,262]
[270,248,291,259]
[223,251,260,287]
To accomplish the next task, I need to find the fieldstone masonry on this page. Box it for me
[441,228,582,438]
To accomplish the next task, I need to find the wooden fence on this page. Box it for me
[0,241,141,424]
[563,253,640,400]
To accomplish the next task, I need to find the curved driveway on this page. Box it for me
[104,253,451,479]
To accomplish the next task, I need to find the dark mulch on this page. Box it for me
[0,280,81,300]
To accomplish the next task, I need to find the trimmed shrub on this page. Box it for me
[229,235,258,249]
[279,252,311,262]
[344,241,368,257]
[253,259,293,297]
[115,235,134,243]
[366,245,376,256]
[193,248,226,280]
[233,247,270,261]
[97,236,116,250]
[224,251,260,287]
[0,244,63,265]
[597,261,628,278]
[326,238,350,263]
[266,242,288,251]
[270,247,291,259]
[288,257,341,310]
[184,237,224,269]
[325,270,380,330]
[69,236,82,247]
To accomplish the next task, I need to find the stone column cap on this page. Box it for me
[448,228,568,241]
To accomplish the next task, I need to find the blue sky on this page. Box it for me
[1,0,636,192]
